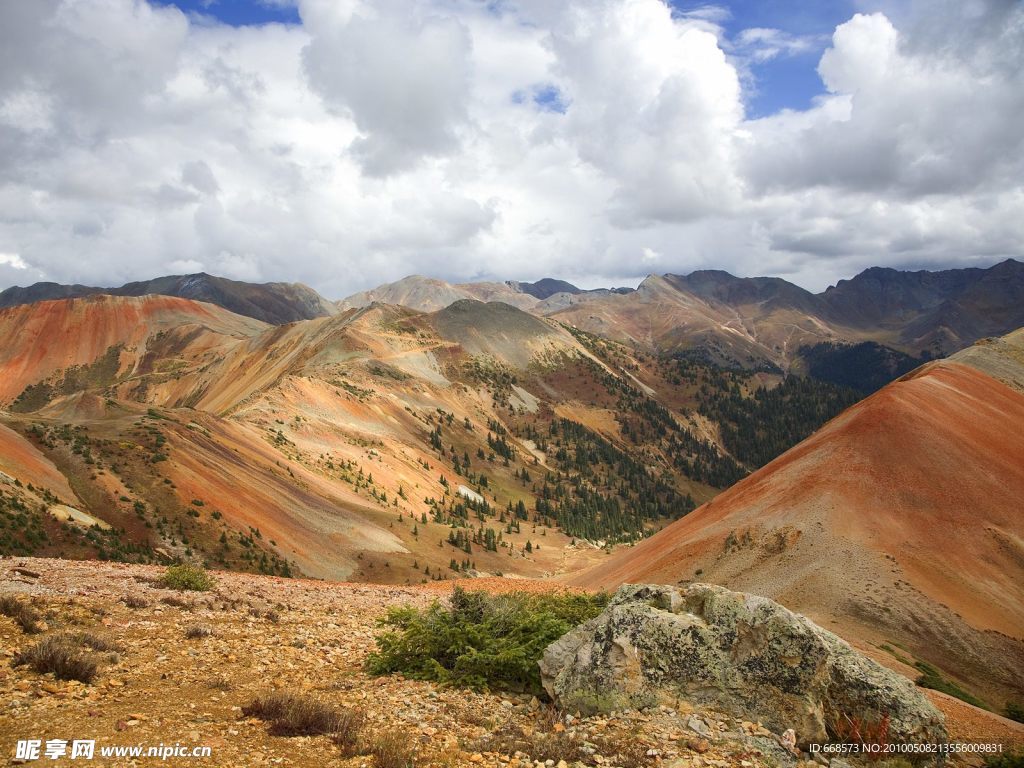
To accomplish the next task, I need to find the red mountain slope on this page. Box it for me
[569,355,1024,706]
[0,294,267,403]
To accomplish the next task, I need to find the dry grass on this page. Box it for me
[206,674,233,691]
[0,594,43,634]
[70,631,122,653]
[364,731,417,768]
[828,711,891,747]
[185,625,213,639]
[12,635,100,683]
[250,607,281,623]
[160,594,194,609]
[243,691,364,739]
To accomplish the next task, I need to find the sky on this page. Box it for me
[0,0,1021,298]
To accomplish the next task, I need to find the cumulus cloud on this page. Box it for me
[300,0,473,175]
[0,0,1020,297]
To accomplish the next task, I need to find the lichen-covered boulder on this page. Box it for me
[539,584,946,746]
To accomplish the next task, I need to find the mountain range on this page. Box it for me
[6,259,1021,369]
[339,259,1024,368]
[0,261,1022,711]
[0,273,338,326]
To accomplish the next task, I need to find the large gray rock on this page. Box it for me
[540,584,946,746]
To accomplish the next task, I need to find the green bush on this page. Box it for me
[914,661,988,709]
[366,587,608,695]
[160,564,215,592]
[1006,702,1024,723]
[986,753,1024,768]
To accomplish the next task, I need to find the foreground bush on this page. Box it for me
[366,587,608,695]
[0,594,43,633]
[160,564,215,592]
[243,691,364,739]
[12,635,101,683]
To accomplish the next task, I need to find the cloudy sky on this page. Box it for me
[0,0,1021,298]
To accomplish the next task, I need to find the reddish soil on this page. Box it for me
[0,295,266,402]
[569,361,1024,708]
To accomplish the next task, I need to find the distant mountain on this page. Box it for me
[821,259,1024,353]
[545,259,1024,367]
[507,278,581,300]
[337,275,541,313]
[0,273,337,325]
[337,260,1024,368]
[569,328,1024,707]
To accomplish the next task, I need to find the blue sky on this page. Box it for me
[671,1,861,117]
[156,0,300,27]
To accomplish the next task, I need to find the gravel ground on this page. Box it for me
[2,557,1019,768]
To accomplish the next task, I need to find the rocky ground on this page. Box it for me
[2,558,1021,768]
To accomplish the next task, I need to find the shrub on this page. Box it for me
[161,564,214,592]
[70,631,122,653]
[914,661,988,710]
[160,594,194,608]
[366,587,608,694]
[250,607,281,623]
[0,595,43,634]
[365,731,417,768]
[986,754,1024,768]
[332,709,368,756]
[243,691,364,739]
[185,625,213,639]
[1006,702,1024,723]
[12,635,100,683]
[123,595,149,609]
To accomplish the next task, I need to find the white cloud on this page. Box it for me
[300,0,472,176]
[734,27,820,62]
[0,0,1020,297]
[0,252,28,269]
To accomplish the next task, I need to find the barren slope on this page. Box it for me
[337,275,540,313]
[2,297,690,584]
[0,295,267,404]
[569,345,1024,708]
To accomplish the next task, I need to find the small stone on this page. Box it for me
[686,739,710,754]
